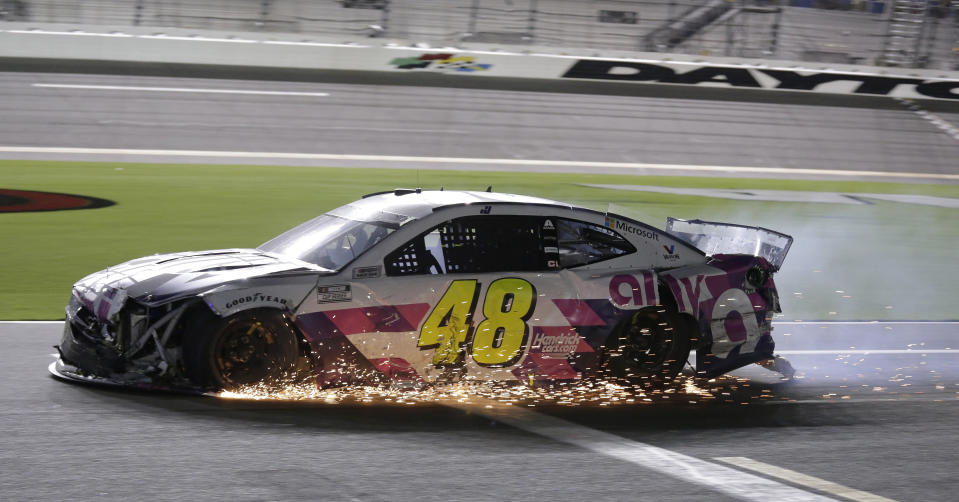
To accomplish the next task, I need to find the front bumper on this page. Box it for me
[57,319,126,377]
[54,302,203,393]
[49,357,207,395]
[53,319,184,391]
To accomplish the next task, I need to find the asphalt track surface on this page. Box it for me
[2,321,958,501]
[3,69,959,501]
[2,71,959,181]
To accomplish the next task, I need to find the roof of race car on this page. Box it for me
[352,189,574,221]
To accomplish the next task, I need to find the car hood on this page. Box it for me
[72,249,329,315]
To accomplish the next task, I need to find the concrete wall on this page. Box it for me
[2,23,957,101]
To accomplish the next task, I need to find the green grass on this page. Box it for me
[2,160,958,320]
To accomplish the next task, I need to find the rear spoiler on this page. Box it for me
[665,218,793,271]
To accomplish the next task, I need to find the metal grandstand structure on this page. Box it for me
[878,0,941,68]
[1,0,957,69]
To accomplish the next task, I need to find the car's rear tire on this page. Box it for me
[183,309,299,392]
[604,308,691,389]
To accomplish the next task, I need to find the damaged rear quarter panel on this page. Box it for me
[661,256,778,377]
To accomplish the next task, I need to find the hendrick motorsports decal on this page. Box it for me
[390,53,491,72]
[0,189,115,213]
[529,330,581,357]
[562,60,959,100]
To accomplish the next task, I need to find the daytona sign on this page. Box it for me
[562,60,959,100]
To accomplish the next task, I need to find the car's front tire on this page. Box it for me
[183,309,299,392]
[604,308,691,389]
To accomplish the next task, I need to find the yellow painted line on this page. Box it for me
[715,456,898,502]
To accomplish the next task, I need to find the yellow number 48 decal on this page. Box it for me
[417,279,479,366]
[418,278,536,367]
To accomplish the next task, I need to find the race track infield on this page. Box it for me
[1,159,957,320]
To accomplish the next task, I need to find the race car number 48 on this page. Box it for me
[418,278,536,367]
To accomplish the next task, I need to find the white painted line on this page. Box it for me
[446,397,835,501]
[895,98,959,143]
[262,40,368,48]
[0,146,956,181]
[0,321,63,324]
[778,349,953,355]
[92,119,466,135]
[777,321,959,325]
[859,193,959,208]
[31,84,330,97]
[136,35,257,43]
[582,185,959,208]
[2,31,365,48]
[586,184,869,205]
[783,396,957,405]
[715,457,898,502]
[5,29,132,37]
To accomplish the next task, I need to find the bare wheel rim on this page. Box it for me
[618,315,672,373]
[212,319,287,387]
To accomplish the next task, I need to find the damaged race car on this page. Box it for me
[51,189,793,394]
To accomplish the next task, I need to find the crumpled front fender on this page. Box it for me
[200,274,318,318]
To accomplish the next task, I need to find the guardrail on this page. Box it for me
[2,24,956,101]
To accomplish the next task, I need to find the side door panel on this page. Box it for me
[341,271,580,384]
[293,273,436,387]
[454,271,579,383]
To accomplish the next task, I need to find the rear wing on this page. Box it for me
[665,218,793,271]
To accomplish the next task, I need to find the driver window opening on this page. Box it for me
[555,219,634,268]
[384,215,635,276]
[386,216,542,276]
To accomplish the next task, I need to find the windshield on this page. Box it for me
[259,213,399,270]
